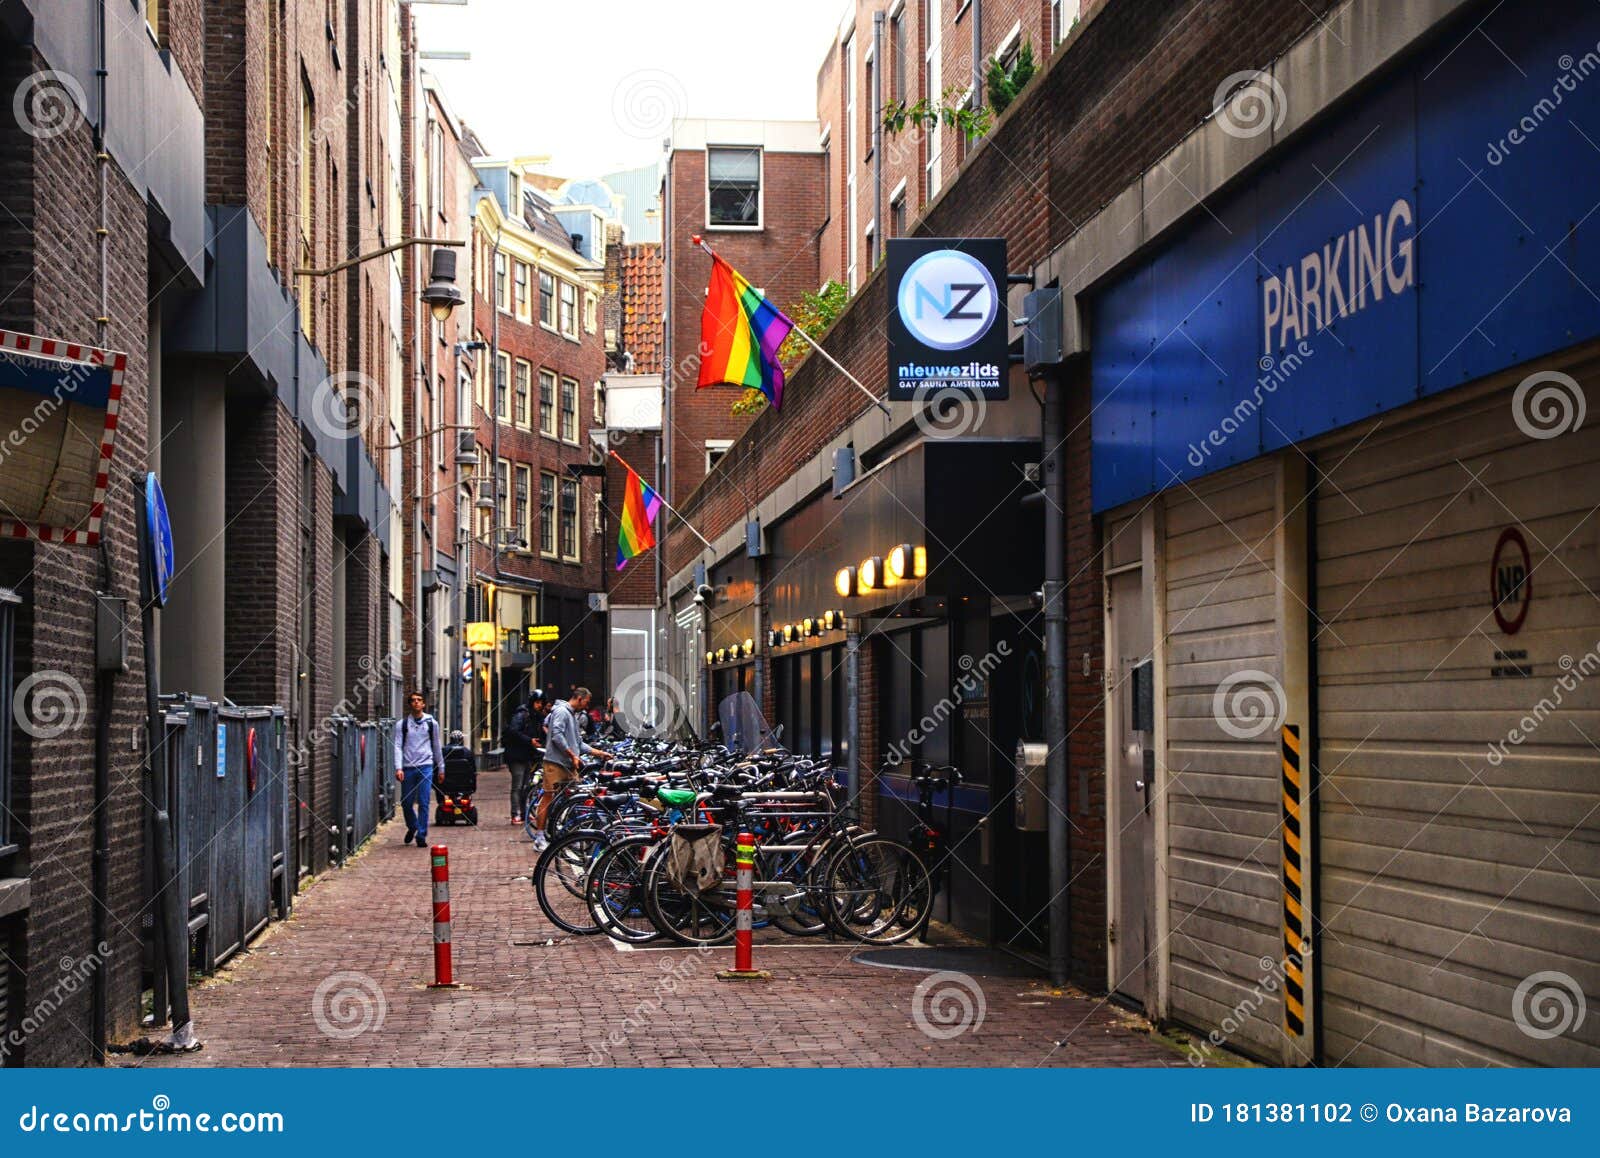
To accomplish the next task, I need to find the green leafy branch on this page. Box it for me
[881,86,994,144]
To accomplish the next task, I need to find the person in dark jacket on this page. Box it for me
[503,691,544,824]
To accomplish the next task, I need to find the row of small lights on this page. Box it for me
[703,544,928,667]
[835,543,926,597]
[706,639,757,665]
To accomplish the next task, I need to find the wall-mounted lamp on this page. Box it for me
[742,638,755,657]
[859,556,883,591]
[834,565,856,598]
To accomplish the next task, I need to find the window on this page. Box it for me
[706,146,761,228]
[560,377,578,442]
[705,439,734,473]
[819,128,832,223]
[475,234,487,296]
[427,118,445,226]
[514,464,531,551]
[434,376,445,470]
[494,352,510,421]
[559,280,577,338]
[514,360,531,427]
[298,73,315,340]
[477,457,494,542]
[890,5,907,101]
[925,0,943,200]
[864,220,876,270]
[559,478,579,561]
[593,382,605,423]
[539,471,556,556]
[845,36,858,289]
[508,170,522,211]
[583,291,597,334]
[890,181,907,239]
[473,335,487,413]
[514,260,530,319]
[495,251,509,312]
[539,269,556,327]
[1051,0,1080,45]
[864,47,875,161]
[497,458,511,544]
[145,0,161,40]
[539,369,556,436]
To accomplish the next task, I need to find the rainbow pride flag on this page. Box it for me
[696,253,796,410]
[616,465,663,571]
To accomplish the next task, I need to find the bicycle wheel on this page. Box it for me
[642,849,736,947]
[762,840,831,937]
[534,829,609,935]
[821,836,931,945]
[522,784,545,840]
[586,834,664,944]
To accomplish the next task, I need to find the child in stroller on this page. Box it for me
[434,730,480,826]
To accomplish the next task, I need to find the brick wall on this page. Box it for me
[0,42,153,1065]
[663,147,825,508]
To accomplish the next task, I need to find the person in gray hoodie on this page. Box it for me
[531,686,612,850]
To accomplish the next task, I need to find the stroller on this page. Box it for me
[434,731,480,826]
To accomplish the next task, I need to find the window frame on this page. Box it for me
[495,251,509,313]
[513,259,531,320]
[514,463,532,552]
[494,352,510,422]
[558,279,578,339]
[538,268,556,330]
[559,376,579,444]
[705,438,735,474]
[538,470,557,557]
[558,477,580,562]
[705,145,764,231]
[513,359,532,428]
[538,369,557,438]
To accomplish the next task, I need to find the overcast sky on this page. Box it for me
[414,0,845,176]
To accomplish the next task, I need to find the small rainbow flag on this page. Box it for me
[696,252,796,410]
[616,464,663,571]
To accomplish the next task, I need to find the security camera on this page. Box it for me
[693,583,714,605]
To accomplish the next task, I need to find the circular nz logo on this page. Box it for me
[897,248,998,352]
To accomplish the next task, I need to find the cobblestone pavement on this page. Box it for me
[134,768,1180,1068]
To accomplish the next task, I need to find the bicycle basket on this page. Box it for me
[665,824,726,893]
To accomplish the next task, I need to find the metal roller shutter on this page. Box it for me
[1314,377,1600,1066]
[1163,463,1286,1060]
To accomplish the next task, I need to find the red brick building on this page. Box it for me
[464,159,609,743]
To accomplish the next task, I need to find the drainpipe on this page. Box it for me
[89,0,112,1064]
[1043,372,1069,987]
[873,11,884,263]
[845,621,861,808]
[971,0,984,109]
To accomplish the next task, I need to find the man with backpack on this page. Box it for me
[393,691,445,847]
[503,690,545,824]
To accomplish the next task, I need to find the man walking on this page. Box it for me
[394,691,445,847]
[503,691,544,825]
[532,686,612,851]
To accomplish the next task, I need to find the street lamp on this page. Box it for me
[421,248,465,322]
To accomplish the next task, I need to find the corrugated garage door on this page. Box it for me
[1315,379,1600,1066]
[1163,463,1286,1061]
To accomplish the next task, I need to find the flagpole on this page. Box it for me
[690,235,892,419]
[608,449,715,552]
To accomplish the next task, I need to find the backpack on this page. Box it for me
[501,706,529,751]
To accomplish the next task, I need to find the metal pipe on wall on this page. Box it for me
[873,11,885,264]
[1043,373,1070,987]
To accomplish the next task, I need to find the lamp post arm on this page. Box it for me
[296,236,465,279]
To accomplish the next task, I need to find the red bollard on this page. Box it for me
[429,845,459,988]
[717,831,770,981]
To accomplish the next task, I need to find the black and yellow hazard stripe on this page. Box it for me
[1282,723,1306,1037]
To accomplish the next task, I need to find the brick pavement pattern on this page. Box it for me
[138,768,1178,1068]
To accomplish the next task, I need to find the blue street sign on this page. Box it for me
[216,722,227,779]
[145,473,174,608]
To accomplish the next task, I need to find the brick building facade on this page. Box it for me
[662,0,1346,990]
[463,161,609,742]
[0,0,472,1065]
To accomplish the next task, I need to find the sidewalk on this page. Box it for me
[135,767,1180,1067]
